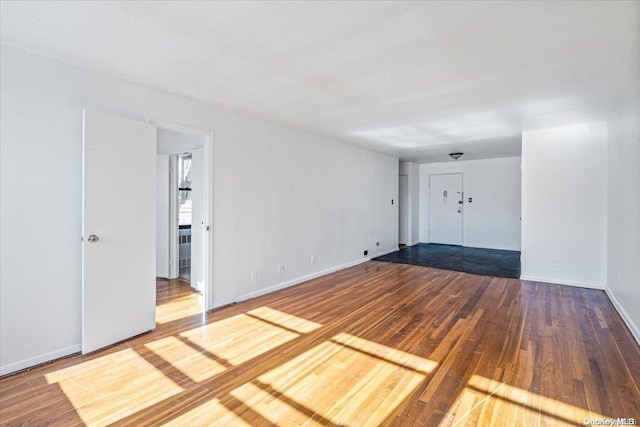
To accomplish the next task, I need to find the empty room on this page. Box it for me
[1,1,639,426]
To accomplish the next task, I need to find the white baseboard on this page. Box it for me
[1,344,81,376]
[234,256,371,304]
[208,297,236,311]
[409,241,420,247]
[208,255,385,310]
[373,247,398,257]
[519,275,605,290]
[605,287,640,347]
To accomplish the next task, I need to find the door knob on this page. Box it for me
[87,234,99,243]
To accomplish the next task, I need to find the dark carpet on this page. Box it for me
[374,243,521,278]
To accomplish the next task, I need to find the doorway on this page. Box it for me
[399,175,409,245]
[155,122,214,313]
[81,111,214,354]
[177,152,198,283]
[429,173,463,245]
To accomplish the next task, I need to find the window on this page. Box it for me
[177,153,192,227]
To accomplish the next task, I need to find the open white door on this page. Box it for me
[82,110,157,354]
[429,173,463,245]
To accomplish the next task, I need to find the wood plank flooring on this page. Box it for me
[1,262,639,426]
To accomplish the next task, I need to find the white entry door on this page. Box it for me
[82,110,157,354]
[429,174,463,245]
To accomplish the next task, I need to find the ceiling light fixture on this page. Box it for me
[449,152,463,160]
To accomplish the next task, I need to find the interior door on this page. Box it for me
[82,110,157,354]
[429,173,463,245]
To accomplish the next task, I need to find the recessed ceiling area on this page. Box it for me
[1,1,638,163]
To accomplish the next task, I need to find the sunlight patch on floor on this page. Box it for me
[45,348,183,426]
[162,397,254,427]
[145,336,227,382]
[229,333,437,427]
[156,293,204,324]
[229,382,325,426]
[42,309,436,425]
[440,374,608,426]
[247,306,322,333]
[331,332,438,374]
[179,311,300,366]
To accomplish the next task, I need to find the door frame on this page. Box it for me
[398,174,409,245]
[151,119,215,311]
[428,172,464,245]
[168,154,179,279]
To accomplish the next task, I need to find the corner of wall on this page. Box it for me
[518,276,605,290]
[604,285,640,346]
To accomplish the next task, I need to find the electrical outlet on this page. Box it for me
[251,271,257,280]
[552,258,560,268]
[279,265,286,274]
[364,250,368,256]
[376,242,380,246]
[310,255,316,264]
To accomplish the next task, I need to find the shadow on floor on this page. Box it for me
[374,243,521,278]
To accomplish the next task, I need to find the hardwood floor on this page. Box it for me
[1,263,639,426]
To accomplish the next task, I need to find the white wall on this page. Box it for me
[419,157,521,251]
[521,124,607,288]
[0,46,398,374]
[606,78,640,343]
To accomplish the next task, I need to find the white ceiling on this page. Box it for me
[2,1,638,163]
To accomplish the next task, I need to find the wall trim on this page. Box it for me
[417,241,520,251]
[372,247,398,257]
[519,275,605,290]
[234,256,371,304]
[1,344,81,376]
[605,287,640,347]
[466,244,521,251]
